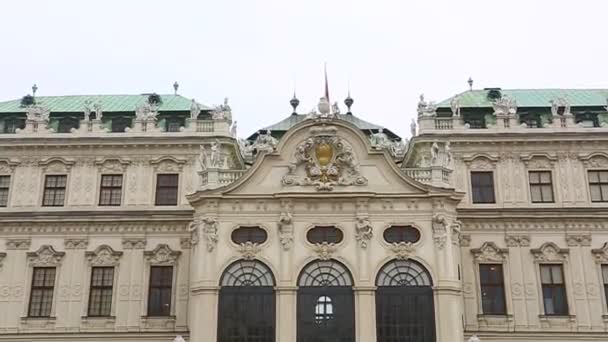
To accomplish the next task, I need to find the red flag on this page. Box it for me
[324,63,330,103]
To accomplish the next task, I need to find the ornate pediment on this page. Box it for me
[27,245,65,267]
[520,153,557,169]
[38,157,75,173]
[282,126,367,191]
[86,245,123,266]
[144,244,181,265]
[579,152,608,169]
[471,242,509,262]
[149,156,187,173]
[0,158,20,174]
[463,154,498,170]
[531,242,569,262]
[95,157,131,173]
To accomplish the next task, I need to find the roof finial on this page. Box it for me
[290,91,300,115]
[32,84,38,97]
[344,88,354,115]
[467,77,474,91]
[173,81,179,95]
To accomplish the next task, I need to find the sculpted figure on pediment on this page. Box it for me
[27,245,65,267]
[531,242,569,262]
[86,245,123,266]
[471,242,508,262]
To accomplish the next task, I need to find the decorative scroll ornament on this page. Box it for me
[313,242,337,260]
[591,243,608,264]
[390,242,415,260]
[282,126,367,191]
[238,242,261,260]
[277,211,294,251]
[355,216,373,249]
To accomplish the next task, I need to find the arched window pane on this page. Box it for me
[376,260,432,287]
[220,260,275,287]
[298,260,353,287]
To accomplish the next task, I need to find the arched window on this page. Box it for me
[297,260,354,342]
[218,260,275,342]
[376,260,435,342]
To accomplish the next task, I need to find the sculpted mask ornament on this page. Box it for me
[282,126,367,191]
[355,216,373,249]
[238,242,261,260]
[313,242,337,260]
[391,242,415,260]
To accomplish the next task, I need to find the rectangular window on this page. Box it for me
[471,171,495,204]
[147,266,173,316]
[99,175,123,206]
[540,264,569,316]
[155,174,179,206]
[589,170,608,202]
[42,175,67,207]
[602,265,608,311]
[479,264,507,315]
[28,267,56,317]
[0,175,10,207]
[88,267,114,317]
[529,171,554,203]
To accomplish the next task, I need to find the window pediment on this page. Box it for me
[144,244,181,265]
[531,242,569,262]
[150,156,186,173]
[95,157,131,173]
[463,154,498,170]
[27,245,65,267]
[579,152,608,169]
[38,157,75,173]
[0,158,20,174]
[471,242,508,262]
[520,153,557,169]
[86,245,123,266]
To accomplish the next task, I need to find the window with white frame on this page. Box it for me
[540,264,569,316]
[588,170,608,202]
[0,175,10,207]
[529,171,554,203]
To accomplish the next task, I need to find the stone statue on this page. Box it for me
[317,97,331,116]
[251,130,278,155]
[198,145,208,170]
[431,141,440,166]
[230,120,237,137]
[173,336,186,342]
[332,101,340,115]
[492,95,517,115]
[450,95,461,117]
[417,94,427,115]
[370,128,391,149]
[212,97,232,121]
[410,119,417,137]
[190,99,200,120]
[355,216,373,248]
[83,100,92,122]
[277,211,294,250]
[390,138,408,158]
[209,140,221,168]
[25,105,50,123]
[550,97,570,116]
[445,141,453,166]
[94,102,103,121]
[202,217,219,252]
[238,138,254,160]
[135,101,158,121]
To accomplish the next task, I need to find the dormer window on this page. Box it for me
[57,117,80,133]
[111,117,132,133]
[575,112,599,128]
[519,113,542,128]
[165,117,184,132]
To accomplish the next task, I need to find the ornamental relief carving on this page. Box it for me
[390,242,415,260]
[86,245,123,266]
[591,243,608,264]
[566,234,591,247]
[432,214,449,249]
[6,238,31,250]
[579,153,608,169]
[238,242,262,260]
[277,211,294,251]
[38,157,75,173]
[144,244,181,265]
[464,155,497,170]
[189,217,219,252]
[122,237,146,249]
[0,252,6,268]
[150,156,187,173]
[520,154,557,170]
[471,242,508,262]
[27,245,65,267]
[312,242,337,260]
[95,157,131,173]
[530,242,569,262]
[64,238,88,249]
[354,216,373,249]
[505,234,530,247]
[0,158,20,173]
[282,126,367,191]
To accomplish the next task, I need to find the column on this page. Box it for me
[189,287,218,342]
[434,284,464,342]
[276,287,297,342]
[355,287,377,342]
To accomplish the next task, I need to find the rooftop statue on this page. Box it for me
[410,119,417,137]
[550,97,571,116]
[135,101,158,121]
[492,95,517,115]
[190,99,200,120]
[25,105,50,123]
[212,97,232,121]
[332,101,340,115]
[369,128,391,149]
[93,101,103,121]
[450,95,461,117]
[390,138,408,158]
[83,100,93,122]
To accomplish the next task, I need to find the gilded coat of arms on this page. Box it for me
[282,126,367,191]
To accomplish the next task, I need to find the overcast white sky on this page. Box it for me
[0,0,606,138]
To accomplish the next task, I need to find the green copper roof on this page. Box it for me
[0,94,210,113]
[247,113,399,140]
[437,89,608,108]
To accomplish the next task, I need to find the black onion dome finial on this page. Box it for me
[290,92,300,115]
[344,90,354,115]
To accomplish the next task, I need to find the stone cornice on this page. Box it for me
[0,221,189,235]
[0,209,194,221]
[457,207,608,218]
[462,218,606,232]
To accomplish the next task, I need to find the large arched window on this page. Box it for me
[218,260,275,342]
[297,260,355,342]
[376,260,435,342]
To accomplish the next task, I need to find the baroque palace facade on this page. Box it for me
[0,87,607,342]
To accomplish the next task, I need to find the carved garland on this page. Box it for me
[282,125,367,191]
